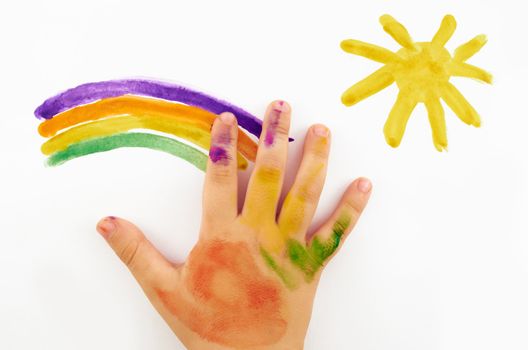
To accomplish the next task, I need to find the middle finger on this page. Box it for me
[242,100,291,226]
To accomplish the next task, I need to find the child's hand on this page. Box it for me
[96,101,372,350]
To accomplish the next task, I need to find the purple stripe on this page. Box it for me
[34,79,264,139]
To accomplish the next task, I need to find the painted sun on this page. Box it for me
[340,15,492,151]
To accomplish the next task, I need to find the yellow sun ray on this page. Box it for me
[341,66,394,106]
[340,14,492,151]
[449,62,493,83]
[383,91,418,148]
[432,15,457,47]
[425,96,448,151]
[440,82,481,127]
[454,34,488,62]
[379,15,417,50]
[340,39,400,64]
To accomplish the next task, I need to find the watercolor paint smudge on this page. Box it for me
[287,215,351,281]
[259,214,352,288]
[260,247,298,289]
[264,104,283,147]
[156,240,287,348]
[208,146,230,164]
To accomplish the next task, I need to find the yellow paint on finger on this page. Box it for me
[278,163,325,239]
[254,166,282,184]
[243,167,282,221]
[242,166,285,251]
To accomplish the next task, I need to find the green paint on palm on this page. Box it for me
[260,214,352,288]
[46,132,207,170]
[260,248,298,290]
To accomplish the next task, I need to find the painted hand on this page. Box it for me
[96,101,372,350]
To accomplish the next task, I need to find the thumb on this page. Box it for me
[96,216,175,288]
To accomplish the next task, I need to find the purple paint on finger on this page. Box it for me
[264,108,282,147]
[265,129,276,146]
[209,146,230,164]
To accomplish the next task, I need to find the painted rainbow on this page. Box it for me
[34,79,269,171]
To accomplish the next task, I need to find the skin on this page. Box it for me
[96,101,372,349]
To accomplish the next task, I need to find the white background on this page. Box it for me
[1,0,527,349]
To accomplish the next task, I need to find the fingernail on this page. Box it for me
[220,113,235,125]
[97,217,116,238]
[273,100,289,113]
[313,125,329,137]
[357,178,372,193]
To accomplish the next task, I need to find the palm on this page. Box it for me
[157,219,321,349]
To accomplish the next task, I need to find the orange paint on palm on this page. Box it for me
[156,240,287,348]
